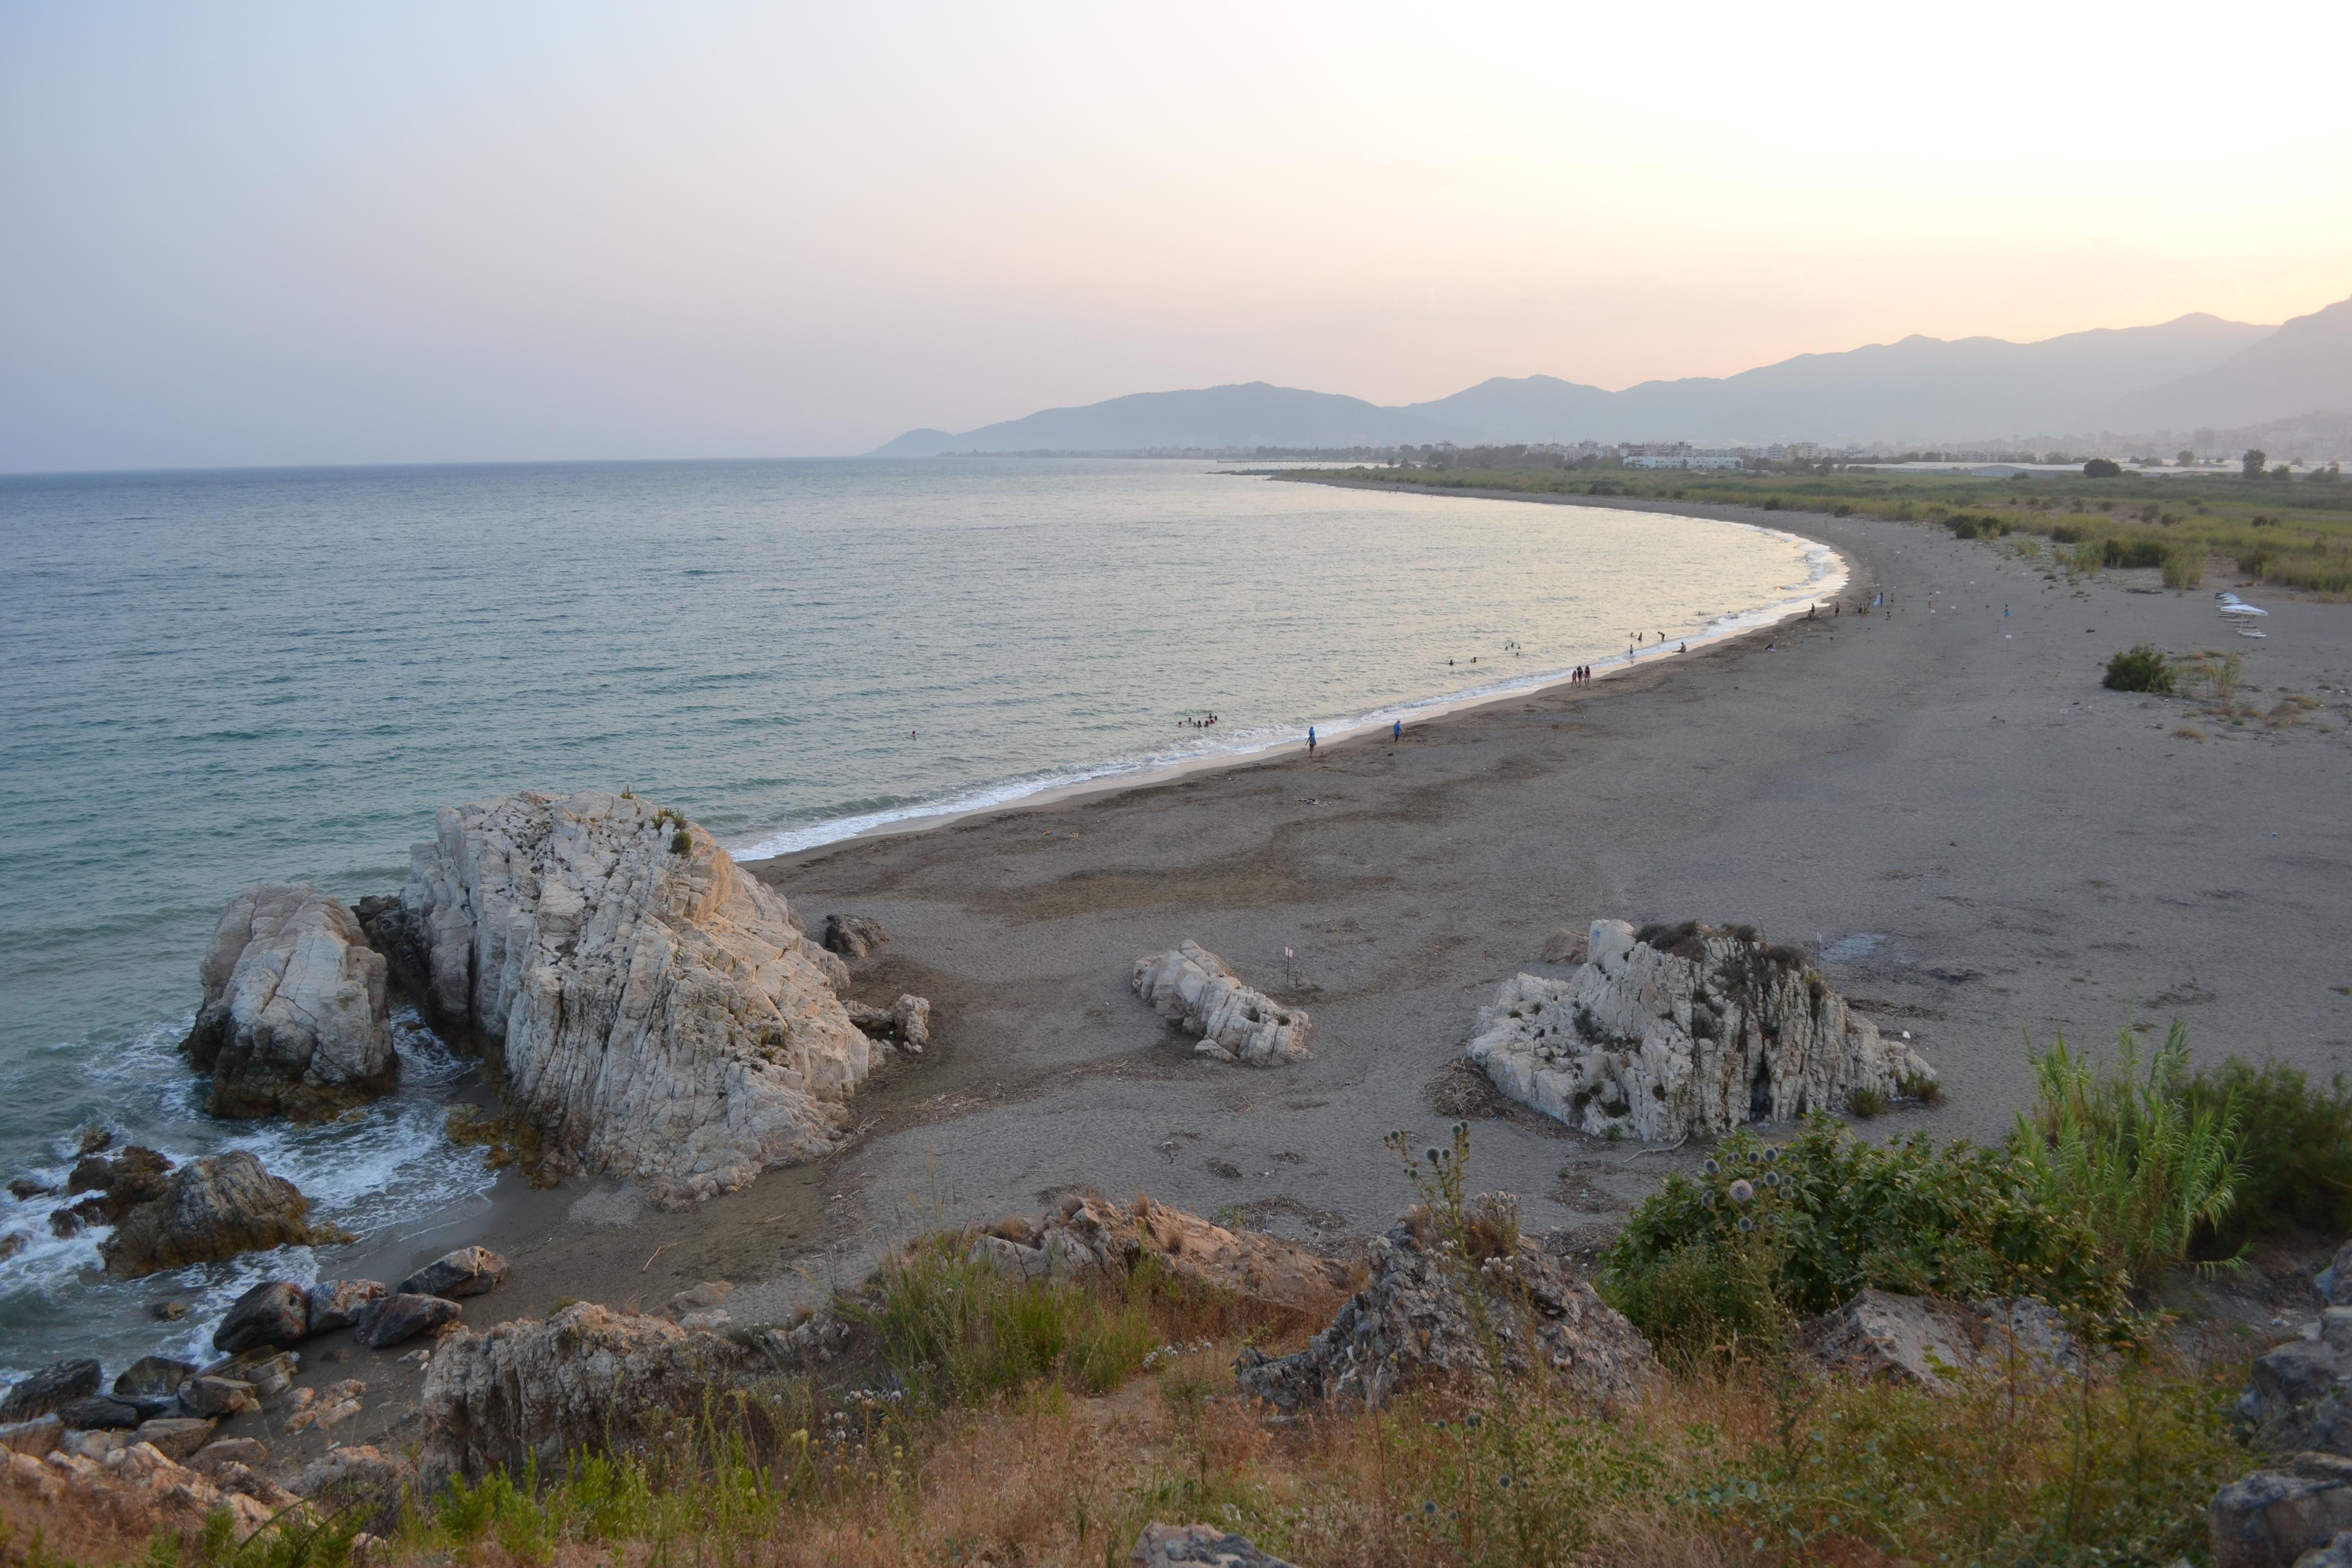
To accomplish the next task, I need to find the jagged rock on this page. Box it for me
[2321,1241,2352,1308]
[191,1437,270,1470]
[56,1397,141,1430]
[8,1175,56,1200]
[307,1279,389,1333]
[1235,1199,1652,1412]
[66,1145,174,1222]
[184,883,397,1119]
[151,1300,191,1321]
[178,1378,259,1418]
[845,995,934,1053]
[1801,1289,2080,1391]
[133,1418,217,1461]
[2212,1452,2352,1568]
[419,1301,756,1484]
[961,1193,1352,1315]
[1466,918,1935,1140]
[0,1231,27,1261]
[0,1416,62,1455]
[49,1210,85,1239]
[2298,1531,2352,1567]
[821,915,889,959]
[399,1245,508,1299]
[77,1126,113,1157]
[1540,927,1588,965]
[214,1280,313,1354]
[288,1443,413,1520]
[114,1356,198,1399]
[353,1293,460,1348]
[1131,1523,1298,1567]
[239,1353,299,1399]
[1,1358,101,1422]
[62,1429,128,1461]
[386,791,878,1205]
[2240,1311,2352,1455]
[1132,942,1310,1066]
[100,1150,340,1278]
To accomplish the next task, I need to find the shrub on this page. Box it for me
[854,1234,1155,1400]
[2083,457,2123,478]
[2011,1025,2241,1288]
[1847,1086,1883,1118]
[671,829,693,854]
[2102,645,2174,693]
[2177,1058,2352,1252]
[1599,1119,2126,1359]
[2161,550,2204,591]
[2102,536,2167,570]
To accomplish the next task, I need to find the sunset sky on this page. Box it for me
[4,1,2348,470]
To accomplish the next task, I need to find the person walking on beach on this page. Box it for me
[1392,719,1402,741]
[1306,725,1317,755]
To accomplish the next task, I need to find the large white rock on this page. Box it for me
[185,883,395,1118]
[1132,941,1310,1065]
[395,791,873,1205]
[1465,919,1933,1141]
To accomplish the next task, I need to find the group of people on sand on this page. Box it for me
[1571,664,1594,685]
[1179,713,1221,730]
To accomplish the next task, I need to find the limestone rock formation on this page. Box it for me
[418,1301,756,1484]
[99,1151,339,1278]
[1132,942,1310,1066]
[821,914,889,959]
[1801,1289,2079,1390]
[384,791,875,1205]
[962,1193,1353,1315]
[844,993,933,1053]
[185,883,397,1119]
[1466,919,1935,1140]
[1234,1200,1652,1413]
[2211,1452,2352,1568]
[399,1245,508,1300]
[1131,1523,1299,1567]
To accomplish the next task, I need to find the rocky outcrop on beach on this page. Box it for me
[845,994,932,1052]
[1234,1197,1652,1413]
[184,883,397,1119]
[418,1301,756,1485]
[965,1192,1353,1314]
[384,790,878,1205]
[821,914,889,959]
[1132,942,1310,1066]
[97,1150,342,1278]
[1465,919,1935,1140]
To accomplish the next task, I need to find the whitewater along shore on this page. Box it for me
[66,497,2349,1480]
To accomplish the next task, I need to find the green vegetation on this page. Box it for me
[2178,1058,2352,1253]
[2102,644,2176,693]
[670,828,692,854]
[1293,458,2352,594]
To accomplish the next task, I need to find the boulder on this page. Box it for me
[1800,1289,2078,1391]
[0,1415,63,1455]
[132,1417,218,1461]
[1465,918,1935,1140]
[213,1280,313,1354]
[238,1353,299,1399]
[1132,942,1310,1066]
[1235,1199,1652,1413]
[353,1293,460,1349]
[184,882,397,1119]
[307,1278,388,1334]
[844,995,934,1053]
[398,1245,508,1300]
[419,1301,756,1484]
[191,1437,270,1470]
[383,791,878,1205]
[0,1231,29,1261]
[958,1193,1352,1316]
[55,1397,141,1430]
[8,1175,56,1200]
[65,1145,173,1222]
[820,915,889,959]
[669,1280,734,1316]
[178,1378,259,1418]
[1539,927,1588,965]
[2321,1240,2352,1308]
[114,1356,198,1399]
[2299,1532,2352,1568]
[1131,1523,1299,1568]
[287,1443,414,1518]
[2212,1453,2352,1568]
[1,1357,101,1422]
[99,1150,341,1278]
[2240,1313,2352,1455]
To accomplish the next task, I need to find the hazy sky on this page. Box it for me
[5,1,2348,471]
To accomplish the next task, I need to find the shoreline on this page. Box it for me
[731,491,1851,863]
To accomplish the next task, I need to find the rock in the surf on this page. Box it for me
[399,1245,508,1300]
[385,791,878,1206]
[1,1358,102,1422]
[115,1356,199,1400]
[213,1280,312,1354]
[418,1301,756,1484]
[306,1279,388,1334]
[99,1150,343,1278]
[1464,919,1935,1141]
[184,883,397,1119]
[66,1144,174,1222]
[1132,942,1310,1066]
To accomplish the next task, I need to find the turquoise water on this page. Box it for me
[0,456,1835,1378]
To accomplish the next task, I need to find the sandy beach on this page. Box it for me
[284,492,2352,1468]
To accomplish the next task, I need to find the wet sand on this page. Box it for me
[293,493,2352,1466]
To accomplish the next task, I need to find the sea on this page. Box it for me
[0,456,1840,1380]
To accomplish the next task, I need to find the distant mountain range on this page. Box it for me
[873,293,2351,454]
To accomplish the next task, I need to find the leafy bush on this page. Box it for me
[2101,536,2168,569]
[2178,1057,2352,1252]
[2102,645,2175,693]
[2161,549,2204,590]
[2011,1025,2240,1287]
[1599,1120,2126,1359]
[2083,457,2123,478]
[854,1233,1155,1400]
[670,828,693,854]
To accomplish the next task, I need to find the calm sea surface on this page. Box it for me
[0,456,1836,1377]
